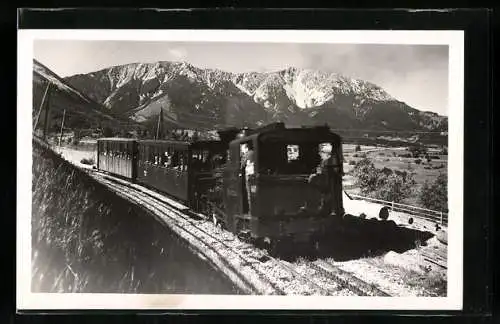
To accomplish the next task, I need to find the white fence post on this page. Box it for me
[440,211,444,226]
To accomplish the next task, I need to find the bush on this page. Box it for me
[378,152,385,156]
[408,146,427,158]
[353,153,359,158]
[352,158,416,203]
[419,172,448,212]
[414,159,422,164]
[355,145,361,152]
[348,160,356,165]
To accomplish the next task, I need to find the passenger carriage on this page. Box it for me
[135,139,229,208]
[96,138,138,179]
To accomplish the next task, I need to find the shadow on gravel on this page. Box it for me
[267,215,435,262]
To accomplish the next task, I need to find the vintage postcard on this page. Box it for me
[17,29,464,310]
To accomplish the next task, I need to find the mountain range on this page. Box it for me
[59,60,447,133]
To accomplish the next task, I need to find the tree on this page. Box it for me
[352,157,416,203]
[408,145,427,158]
[352,158,380,194]
[373,172,416,203]
[419,172,448,212]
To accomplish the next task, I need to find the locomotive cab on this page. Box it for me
[222,123,344,244]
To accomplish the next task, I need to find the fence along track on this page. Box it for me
[346,193,448,226]
[90,171,357,296]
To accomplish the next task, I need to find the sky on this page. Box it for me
[34,40,449,115]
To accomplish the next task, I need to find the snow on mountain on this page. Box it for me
[64,61,447,132]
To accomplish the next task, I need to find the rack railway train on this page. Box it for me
[96,122,345,247]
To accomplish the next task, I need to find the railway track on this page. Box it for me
[81,168,393,296]
[88,170,367,296]
[309,260,390,297]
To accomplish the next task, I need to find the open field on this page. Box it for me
[342,144,447,206]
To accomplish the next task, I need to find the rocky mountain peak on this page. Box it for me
[63,60,447,132]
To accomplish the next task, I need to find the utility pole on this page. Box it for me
[155,107,163,140]
[33,82,51,131]
[58,109,66,147]
[42,84,52,141]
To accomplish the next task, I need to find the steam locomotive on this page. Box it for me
[96,122,345,246]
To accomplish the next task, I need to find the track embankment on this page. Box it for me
[31,137,242,294]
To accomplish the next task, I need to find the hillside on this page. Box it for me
[33,59,143,133]
[64,61,448,132]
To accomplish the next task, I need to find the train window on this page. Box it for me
[163,150,172,168]
[153,146,158,165]
[319,142,335,162]
[287,144,300,161]
[149,146,155,163]
[212,153,225,169]
[260,141,321,175]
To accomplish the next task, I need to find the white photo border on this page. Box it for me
[17,29,464,311]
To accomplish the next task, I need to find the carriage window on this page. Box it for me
[171,151,187,171]
[154,146,160,165]
[192,149,211,171]
[163,150,171,167]
[148,146,154,163]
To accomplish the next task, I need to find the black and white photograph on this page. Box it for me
[17,29,464,310]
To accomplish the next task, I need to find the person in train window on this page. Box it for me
[241,142,255,213]
[201,151,210,171]
[163,152,169,167]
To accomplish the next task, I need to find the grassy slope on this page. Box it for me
[32,139,241,294]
